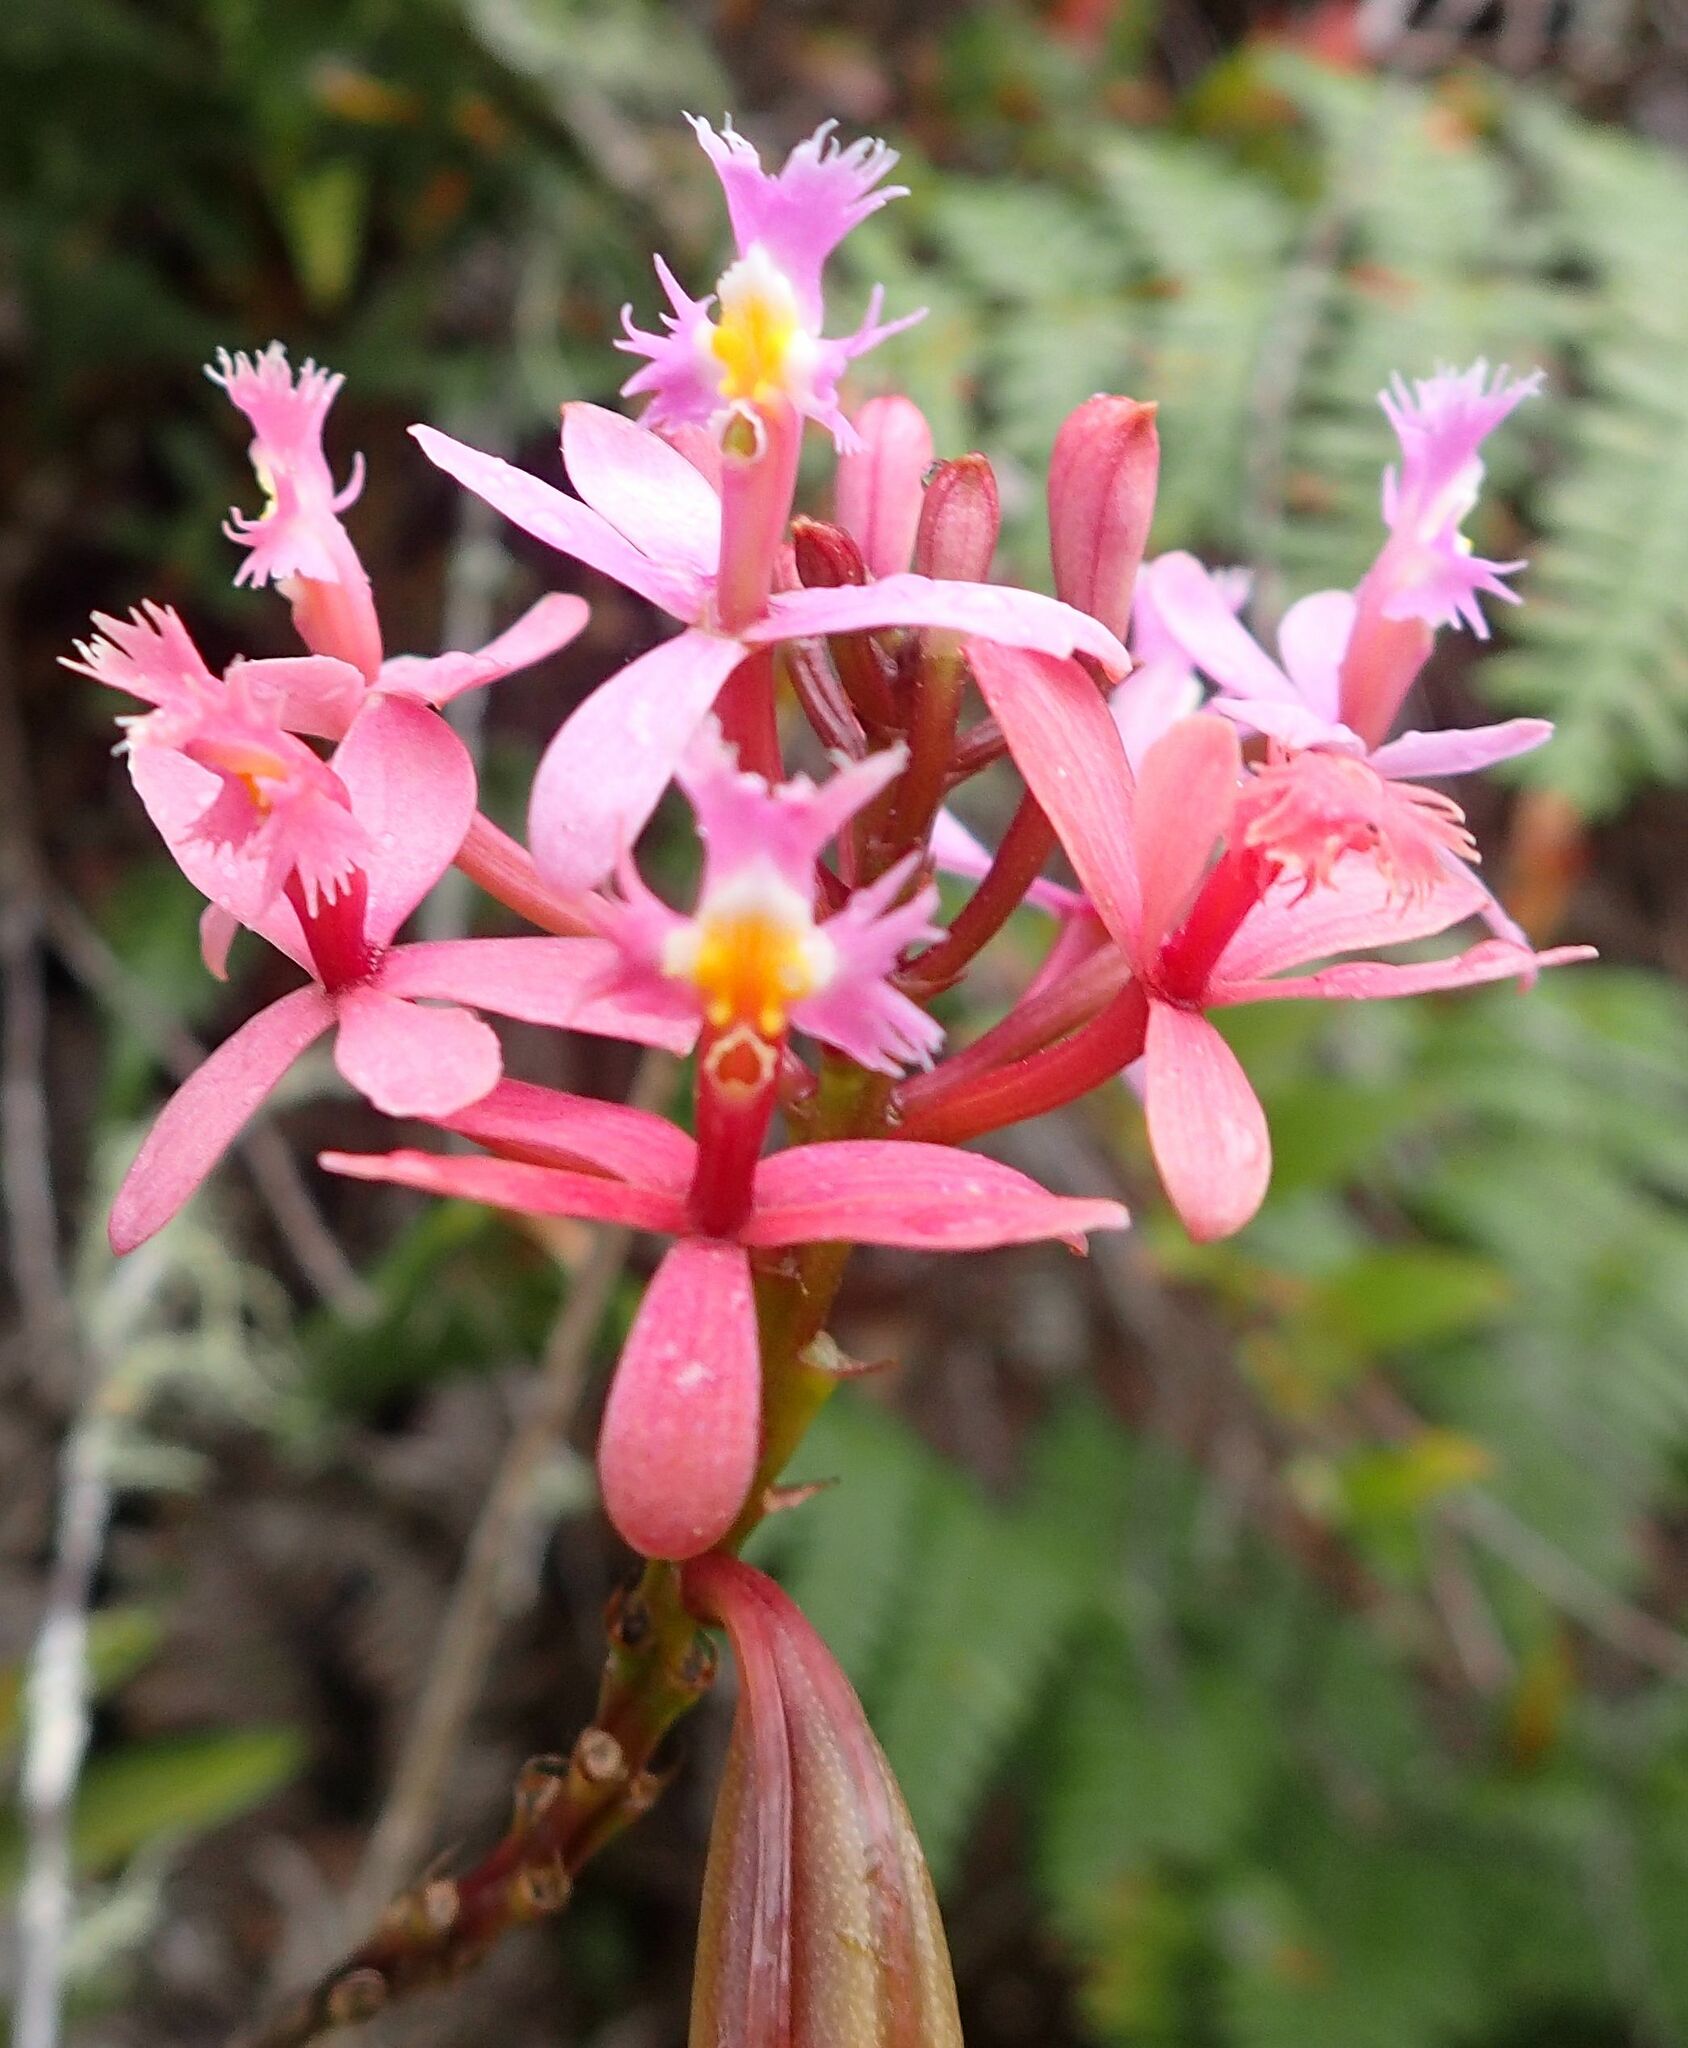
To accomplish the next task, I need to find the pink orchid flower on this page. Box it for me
[411,402,1129,893]
[967,645,1592,1240]
[324,1079,1128,1558]
[582,721,943,1077]
[82,618,693,1251]
[1146,361,1548,770]
[210,344,590,734]
[618,117,921,450]
[1140,550,1551,780]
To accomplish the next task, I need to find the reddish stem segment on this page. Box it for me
[896,942,1128,1122]
[454,812,595,937]
[900,794,1056,996]
[895,981,1149,1146]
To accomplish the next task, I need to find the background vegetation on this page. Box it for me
[5,1,1688,2043]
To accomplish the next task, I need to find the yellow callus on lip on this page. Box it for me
[665,872,835,1041]
[191,734,293,812]
[707,245,814,409]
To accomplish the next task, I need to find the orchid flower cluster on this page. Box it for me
[76,113,1588,2044]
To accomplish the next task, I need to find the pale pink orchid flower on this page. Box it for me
[411,402,1129,893]
[100,676,693,1253]
[968,645,1592,1240]
[1139,545,1549,955]
[579,721,944,1076]
[324,1079,1128,1558]
[1140,551,1551,780]
[209,345,590,733]
[618,116,922,449]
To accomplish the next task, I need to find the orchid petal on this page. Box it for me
[111,983,335,1252]
[439,1078,696,1192]
[1143,1002,1271,1242]
[376,593,590,708]
[1133,716,1241,961]
[199,903,239,981]
[598,1239,760,1559]
[1215,938,1594,1007]
[751,574,1130,678]
[380,937,698,1052]
[1368,719,1554,780]
[331,696,476,948]
[966,641,1143,950]
[529,628,746,892]
[1211,696,1365,754]
[1108,658,1204,773]
[1275,588,1356,721]
[1213,857,1491,986]
[128,745,310,968]
[409,424,706,620]
[561,403,722,580]
[332,986,501,1117]
[1146,551,1296,702]
[230,653,367,739]
[319,1147,691,1234]
[747,1141,1127,1251]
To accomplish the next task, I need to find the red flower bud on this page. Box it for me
[1047,395,1160,640]
[913,454,1001,584]
[836,395,936,579]
[792,516,869,591]
[683,1556,964,2048]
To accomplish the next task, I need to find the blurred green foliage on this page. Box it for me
[10,0,1688,2043]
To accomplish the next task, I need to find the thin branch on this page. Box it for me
[344,1049,677,1933]
[41,890,375,1321]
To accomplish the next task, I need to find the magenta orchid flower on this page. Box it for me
[582,721,943,1076]
[618,117,920,450]
[967,646,1591,1240]
[411,401,1129,893]
[324,1078,1127,1558]
[83,624,694,1251]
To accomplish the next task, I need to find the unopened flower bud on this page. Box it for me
[684,1556,964,2048]
[1048,395,1160,640]
[913,453,1000,583]
[836,395,935,579]
[792,516,869,590]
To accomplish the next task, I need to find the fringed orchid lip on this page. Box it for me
[1236,746,1479,907]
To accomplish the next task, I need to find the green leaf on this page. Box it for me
[0,1726,305,1891]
